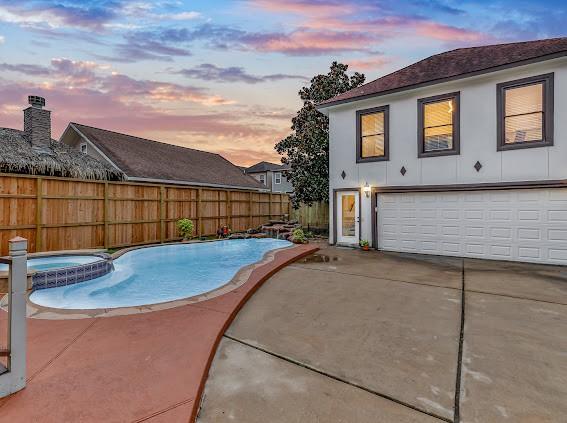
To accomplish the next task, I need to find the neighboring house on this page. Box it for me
[0,96,123,181]
[60,123,265,191]
[244,161,293,193]
[318,37,567,265]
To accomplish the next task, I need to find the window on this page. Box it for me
[418,92,460,157]
[274,172,282,184]
[356,106,389,162]
[80,143,88,154]
[497,73,554,150]
[259,174,266,185]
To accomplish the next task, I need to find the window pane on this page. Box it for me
[341,195,356,237]
[505,112,543,144]
[361,112,384,136]
[424,99,453,128]
[424,125,453,151]
[361,134,384,158]
[505,83,543,116]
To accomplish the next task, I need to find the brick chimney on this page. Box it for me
[24,95,51,147]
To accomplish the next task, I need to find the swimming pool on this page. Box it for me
[29,239,291,310]
[0,255,102,272]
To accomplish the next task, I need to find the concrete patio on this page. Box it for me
[197,242,567,423]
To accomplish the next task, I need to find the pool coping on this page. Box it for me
[23,239,298,319]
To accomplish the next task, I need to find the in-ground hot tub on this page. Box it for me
[0,253,113,291]
[29,239,291,310]
[0,255,103,272]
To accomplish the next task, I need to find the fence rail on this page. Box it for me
[0,173,290,255]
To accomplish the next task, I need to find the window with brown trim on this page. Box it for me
[418,92,460,158]
[497,73,554,150]
[356,106,389,163]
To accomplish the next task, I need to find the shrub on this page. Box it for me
[291,228,308,244]
[177,218,194,240]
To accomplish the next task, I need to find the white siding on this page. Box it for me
[328,58,567,252]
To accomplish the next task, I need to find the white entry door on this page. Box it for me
[377,189,567,265]
[336,191,359,245]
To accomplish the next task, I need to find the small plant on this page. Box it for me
[359,240,370,250]
[291,228,308,244]
[177,218,194,241]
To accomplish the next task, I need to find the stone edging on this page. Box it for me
[24,239,299,319]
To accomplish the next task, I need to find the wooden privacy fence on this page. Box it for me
[0,173,290,255]
[291,201,329,233]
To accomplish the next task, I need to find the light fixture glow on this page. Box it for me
[363,182,371,198]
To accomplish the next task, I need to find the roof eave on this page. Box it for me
[316,50,567,111]
[63,123,125,176]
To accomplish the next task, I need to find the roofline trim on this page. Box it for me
[127,176,269,191]
[63,123,125,174]
[316,50,567,110]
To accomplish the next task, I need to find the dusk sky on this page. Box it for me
[0,0,564,166]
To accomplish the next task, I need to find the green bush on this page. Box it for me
[291,228,307,244]
[177,218,194,240]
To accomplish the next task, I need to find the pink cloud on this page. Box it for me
[243,28,376,55]
[0,79,289,167]
[244,0,493,54]
[346,56,391,71]
[415,22,492,43]
[249,0,357,18]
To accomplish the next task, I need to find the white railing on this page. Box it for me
[0,237,28,398]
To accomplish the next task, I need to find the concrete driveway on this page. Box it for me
[197,242,567,423]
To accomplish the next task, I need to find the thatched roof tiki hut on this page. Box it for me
[0,96,124,180]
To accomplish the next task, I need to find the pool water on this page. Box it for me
[0,255,102,272]
[29,239,291,310]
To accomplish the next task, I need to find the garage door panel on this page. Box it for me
[377,189,567,265]
[518,210,541,221]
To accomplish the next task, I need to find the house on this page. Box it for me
[318,37,567,265]
[0,96,123,181]
[244,161,293,193]
[60,123,265,191]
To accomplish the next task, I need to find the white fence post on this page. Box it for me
[0,236,28,397]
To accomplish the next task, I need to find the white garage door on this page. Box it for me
[377,189,567,265]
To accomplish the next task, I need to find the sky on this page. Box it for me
[0,0,564,166]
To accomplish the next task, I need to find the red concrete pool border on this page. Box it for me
[0,242,317,422]
[189,243,318,422]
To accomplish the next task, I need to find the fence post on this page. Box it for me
[160,186,165,243]
[103,182,109,249]
[226,190,232,230]
[35,178,42,252]
[248,192,253,230]
[268,193,272,221]
[197,188,202,237]
[0,237,27,398]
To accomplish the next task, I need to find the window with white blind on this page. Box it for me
[497,73,554,150]
[418,92,460,157]
[356,106,389,162]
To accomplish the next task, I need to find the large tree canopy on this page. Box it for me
[276,62,365,208]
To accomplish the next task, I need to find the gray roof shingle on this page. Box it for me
[245,161,290,173]
[319,37,567,108]
[71,123,264,189]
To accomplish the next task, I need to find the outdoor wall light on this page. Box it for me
[363,182,371,198]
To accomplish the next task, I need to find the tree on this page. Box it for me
[276,62,365,208]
